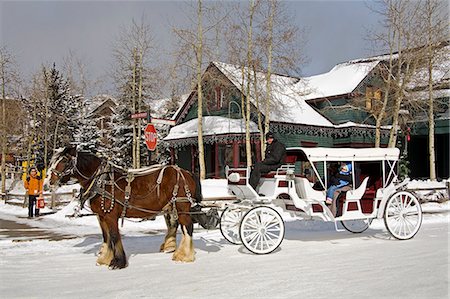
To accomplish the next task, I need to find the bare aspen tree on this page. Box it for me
[196,0,207,179]
[137,49,144,168]
[385,0,422,148]
[24,75,42,171]
[0,52,7,196]
[244,0,257,167]
[172,1,227,179]
[131,47,137,168]
[0,47,13,196]
[62,50,89,97]
[1,47,22,196]
[420,0,448,180]
[42,67,49,170]
[364,16,398,147]
[262,0,275,157]
[112,17,156,168]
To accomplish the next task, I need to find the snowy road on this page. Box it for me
[0,210,448,299]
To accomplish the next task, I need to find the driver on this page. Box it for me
[249,132,286,191]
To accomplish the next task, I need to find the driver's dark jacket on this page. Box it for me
[262,139,286,167]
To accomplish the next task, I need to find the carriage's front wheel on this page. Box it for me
[239,206,285,254]
[340,218,373,233]
[384,191,422,240]
[220,207,244,245]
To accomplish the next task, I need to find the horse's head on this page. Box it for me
[43,146,77,191]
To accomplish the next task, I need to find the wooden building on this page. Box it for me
[164,60,391,178]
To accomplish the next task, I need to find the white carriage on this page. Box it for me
[220,147,423,254]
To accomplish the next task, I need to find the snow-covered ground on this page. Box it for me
[0,179,449,298]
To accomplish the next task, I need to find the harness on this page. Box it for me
[77,161,196,226]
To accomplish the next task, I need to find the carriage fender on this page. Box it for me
[376,184,398,218]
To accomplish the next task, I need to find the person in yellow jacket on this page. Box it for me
[24,166,43,218]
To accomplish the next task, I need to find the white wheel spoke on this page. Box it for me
[220,208,245,245]
[266,221,280,230]
[404,217,415,230]
[404,196,413,210]
[384,192,422,240]
[266,231,279,239]
[240,207,284,254]
[405,211,419,217]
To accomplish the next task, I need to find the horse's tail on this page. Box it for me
[193,173,203,203]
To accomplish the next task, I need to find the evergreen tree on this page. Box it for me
[45,64,81,151]
[110,102,133,167]
[75,96,103,154]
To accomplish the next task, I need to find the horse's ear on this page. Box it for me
[63,146,77,157]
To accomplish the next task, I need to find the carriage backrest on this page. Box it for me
[294,177,326,202]
[285,155,297,164]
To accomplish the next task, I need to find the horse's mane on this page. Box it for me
[76,151,103,172]
[49,148,66,167]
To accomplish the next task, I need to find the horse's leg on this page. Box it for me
[172,211,195,262]
[160,213,178,253]
[95,216,113,266]
[106,216,127,269]
[96,216,108,256]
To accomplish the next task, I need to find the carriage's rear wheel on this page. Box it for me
[340,218,373,233]
[220,207,244,245]
[384,191,422,240]
[239,206,285,254]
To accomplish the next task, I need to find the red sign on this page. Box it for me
[144,124,157,151]
[131,112,148,119]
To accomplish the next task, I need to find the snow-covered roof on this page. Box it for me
[300,61,380,101]
[87,95,117,117]
[213,61,334,127]
[287,147,400,162]
[164,116,259,141]
[335,121,392,130]
[169,94,190,120]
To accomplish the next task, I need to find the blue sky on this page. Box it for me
[1,0,384,94]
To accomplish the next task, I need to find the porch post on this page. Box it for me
[233,141,239,167]
[191,145,196,173]
[256,140,261,162]
[215,143,219,178]
[170,148,175,165]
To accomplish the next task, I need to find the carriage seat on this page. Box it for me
[345,176,370,201]
[261,155,297,178]
[262,171,286,178]
[294,177,325,202]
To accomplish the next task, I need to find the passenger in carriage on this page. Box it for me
[249,132,286,191]
[325,162,352,205]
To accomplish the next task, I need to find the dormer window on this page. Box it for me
[214,87,224,109]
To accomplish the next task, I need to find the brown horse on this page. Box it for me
[43,147,202,269]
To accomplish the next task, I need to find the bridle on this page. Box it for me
[51,153,99,185]
[51,155,75,184]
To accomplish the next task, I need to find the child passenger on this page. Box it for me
[326,162,352,205]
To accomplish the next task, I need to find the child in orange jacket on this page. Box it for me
[24,166,43,218]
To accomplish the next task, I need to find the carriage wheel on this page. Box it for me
[220,207,244,245]
[239,206,285,254]
[340,218,373,233]
[384,191,422,240]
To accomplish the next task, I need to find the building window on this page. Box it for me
[214,87,224,109]
[365,87,382,111]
